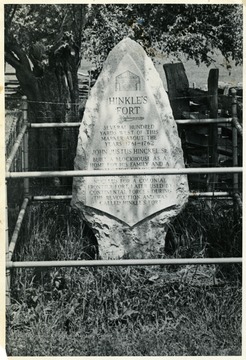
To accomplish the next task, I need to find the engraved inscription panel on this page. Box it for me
[83,54,178,226]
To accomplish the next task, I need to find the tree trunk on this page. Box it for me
[27,69,68,173]
[5,4,86,193]
[7,49,80,176]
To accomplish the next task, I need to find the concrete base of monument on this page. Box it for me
[74,205,184,259]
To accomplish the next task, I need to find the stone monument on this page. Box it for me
[71,38,189,259]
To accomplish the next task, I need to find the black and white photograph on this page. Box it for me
[4,1,243,356]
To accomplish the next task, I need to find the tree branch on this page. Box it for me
[5,42,31,72]
[5,49,21,70]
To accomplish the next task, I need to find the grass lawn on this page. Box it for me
[6,200,242,356]
[6,267,242,356]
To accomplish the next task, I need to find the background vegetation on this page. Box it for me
[5,4,242,108]
[5,4,243,170]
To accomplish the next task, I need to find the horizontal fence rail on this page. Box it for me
[31,192,233,202]
[30,122,82,128]
[29,118,233,128]
[6,257,242,269]
[176,118,233,125]
[6,167,242,179]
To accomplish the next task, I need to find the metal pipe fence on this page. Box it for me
[6,167,243,179]
[29,118,233,129]
[31,192,233,202]
[5,94,243,306]
[6,257,242,269]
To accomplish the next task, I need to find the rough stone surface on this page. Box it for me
[71,38,189,259]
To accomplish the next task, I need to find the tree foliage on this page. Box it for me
[5,4,86,172]
[5,4,86,110]
[5,4,242,171]
[5,3,242,100]
[82,4,243,69]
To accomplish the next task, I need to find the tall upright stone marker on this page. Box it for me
[71,38,189,259]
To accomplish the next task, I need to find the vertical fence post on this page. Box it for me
[163,63,190,119]
[231,89,239,216]
[5,179,11,307]
[231,89,238,192]
[22,96,29,197]
[207,69,219,194]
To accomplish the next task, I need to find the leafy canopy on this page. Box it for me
[5,4,85,74]
[5,4,242,72]
[82,4,242,68]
